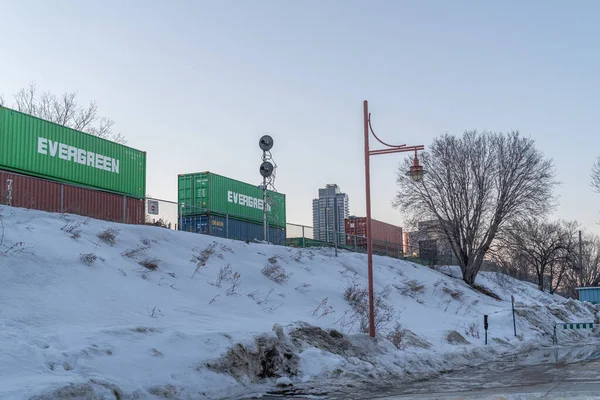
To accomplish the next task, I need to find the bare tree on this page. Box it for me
[562,232,600,297]
[488,244,534,283]
[579,233,600,286]
[395,130,557,286]
[592,157,600,194]
[13,84,38,116]
[0,94,4,106]
[501,219,577,293]
[547,222,579,294]
[11,83,125,144]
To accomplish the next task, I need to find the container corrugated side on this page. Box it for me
[578,288,600,304]
[0,169,144,224]
[63,184,145,224]
[345,217,403,257]
[345,217,403,246]
[180,214,286,245]
[0,107,146,199]
[178,171,286,227]
[125,198,145,225]
[0,170,61,212]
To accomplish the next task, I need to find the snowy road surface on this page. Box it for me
[253,344,600,400]
[376,351,600,400]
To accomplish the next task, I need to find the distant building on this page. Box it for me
[404,219,455,264]
[312,184,349,245]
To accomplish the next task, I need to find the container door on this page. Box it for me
[178,175,193,216]
[199,173,209,214]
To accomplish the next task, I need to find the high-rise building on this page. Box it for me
[312,184,349,245]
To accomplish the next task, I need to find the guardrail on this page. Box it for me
[553,322,595,344]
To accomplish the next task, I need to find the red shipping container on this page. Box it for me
[0,170,61,212]
[0,170,144,224]
[345,216,403,249]
[125,197,145,225]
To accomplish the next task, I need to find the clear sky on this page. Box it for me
[2,0,600,233]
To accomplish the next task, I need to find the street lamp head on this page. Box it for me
[406,150,425,182]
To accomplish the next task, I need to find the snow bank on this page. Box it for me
[0,206,597,399]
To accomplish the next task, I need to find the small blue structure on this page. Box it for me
[576,287,600,304]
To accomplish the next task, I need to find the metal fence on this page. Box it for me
[142,197,458,266]
[286,222,403,257]
[285,222,458,265]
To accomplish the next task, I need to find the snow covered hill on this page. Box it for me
[0,206,598,399]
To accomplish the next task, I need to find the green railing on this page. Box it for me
[553,322,595,344]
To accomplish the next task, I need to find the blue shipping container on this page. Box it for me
[180,214,286,245]
[577,287,600,304]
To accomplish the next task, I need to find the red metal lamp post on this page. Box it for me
[363,100,425,338]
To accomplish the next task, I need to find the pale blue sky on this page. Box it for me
[2,0,600,232]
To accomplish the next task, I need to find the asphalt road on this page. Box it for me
[376,351,600,400]
[249,343,600,400]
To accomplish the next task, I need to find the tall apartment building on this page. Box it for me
[312,184,349,245]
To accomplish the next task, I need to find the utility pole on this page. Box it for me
[579,230,583,286]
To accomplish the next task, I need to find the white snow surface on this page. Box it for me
[0,206,598,399]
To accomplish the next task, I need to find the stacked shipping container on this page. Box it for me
[178,171,286,244]
[0,106,146,223]
[180,215,286,245]
[0,171,145,224]
[345,216,403,256]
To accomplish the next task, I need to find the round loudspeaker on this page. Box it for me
[260,161,274,178]
[259,135,274,151]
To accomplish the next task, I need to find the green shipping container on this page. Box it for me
[178,171,286,228]
[0,107,146,198]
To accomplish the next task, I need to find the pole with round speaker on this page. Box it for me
[259,135,274,242]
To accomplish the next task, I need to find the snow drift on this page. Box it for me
[0,206,598,399]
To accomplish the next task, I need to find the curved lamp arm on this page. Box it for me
[368,112,406,149]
